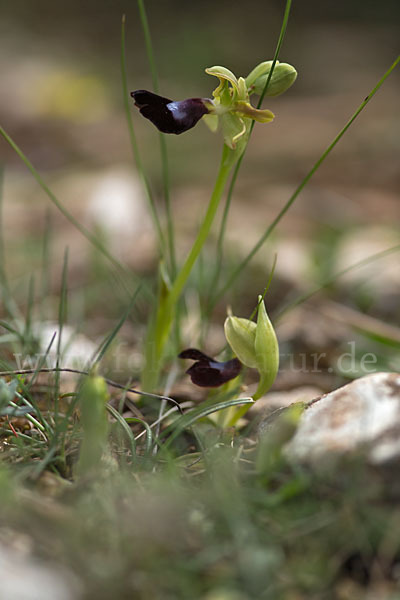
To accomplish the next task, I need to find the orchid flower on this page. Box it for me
[179,348,241,388]
[131,61,296,155]
[224,296,279,400]
[131,90,210,134]
[202,66,274,153]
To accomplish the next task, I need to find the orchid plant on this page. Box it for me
[131,60,296,397]
[132,60,296,164]
[179,296,280,424]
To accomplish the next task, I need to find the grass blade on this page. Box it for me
[136,2,176,277]
[54,247,69,422]
[125,417,153,458]
[39,210,52,322]
[208,0,293,310]
[161,397,254,450]
[0,125,139,294]
[215,55,400,302]
[106,403,137,458]
[22,275,35,348]
[120,14,166,257]
[0,167,21,320]
[275,243,400,321]
[91,283,143,366]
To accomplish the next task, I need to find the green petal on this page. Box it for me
[245,61,274,88]
[220,113,247,149]
[255,298,279,373]
[224,316,257,368]
[205,66,239,92]
[253,297,279,398]
[250,63,297,97]
[237,76,249,101]
[202,113,219,132]
[234,101,274,123]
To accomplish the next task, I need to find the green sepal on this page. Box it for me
[234,101,275,123]
[204,63,276,152]
[224,316,257,368]
[248,62,298,97]
[205,66,239,94]
[245,61,273,88]
[255,296,279,376]
[224,297,279,402]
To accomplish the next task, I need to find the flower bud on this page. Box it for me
[224,316,257,368]
[246,62,297,97]
[224,297,279,400]
[245,61,273,88]
[254,296,279,398]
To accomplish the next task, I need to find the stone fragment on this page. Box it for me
[0,541,81,600]
[285,372,400,466]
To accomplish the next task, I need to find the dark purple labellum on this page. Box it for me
[131,90,210,134]
[179,348,242,388]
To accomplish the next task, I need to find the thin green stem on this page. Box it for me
[0,166,5,286]
[23,275,35,346]
[208,0,292,311]
[0,168,10,305]
[0,167,21,320]
[0,367,183,412]
[121,15,165,256]
[147,145,234,386]
[206,158,241,311]
[0,126,136,290]
[275,243,400,322]
[10,399,47,434]
[159,135,176,277]
[92,283,142,366]
[248,254,277,322]
[136,1,159,92]
[54,247,69,425]
[215,55,400,303]
[257,0,292,109]
[39,210,52,322]
[136,1,176,277]
[227,403,253,428]
[168,145,233,310]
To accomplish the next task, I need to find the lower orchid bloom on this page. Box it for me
[179,348,241,388]
[224,296,279,400]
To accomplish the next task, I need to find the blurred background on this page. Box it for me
[1,0,399,387]
[1,7,399,597]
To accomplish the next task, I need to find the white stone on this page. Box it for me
[286,372,400,466]
[250,386,322,417]
[0,542,81,600]
[85,169,152,259]
[21,322,98,370]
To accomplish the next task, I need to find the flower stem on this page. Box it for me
[215,54,400,303]
[136,1,176,278]
[120,15,165,257]
[167,144,233,310]
[145,145,234,389]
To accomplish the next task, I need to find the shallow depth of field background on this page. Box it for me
[0,4,400,599]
